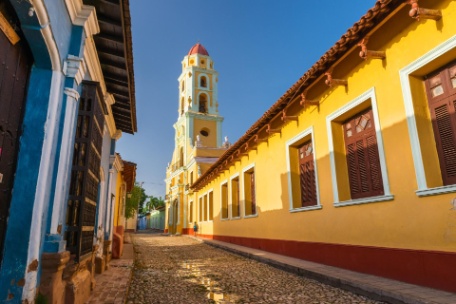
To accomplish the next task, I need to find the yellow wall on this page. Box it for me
[193,119,217,147]
[113,170,124,227]
[192,0,456,253]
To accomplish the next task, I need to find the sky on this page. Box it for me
[116,1,377,198]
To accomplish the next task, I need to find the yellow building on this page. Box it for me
[112,157,137,258]
[185,0,456,293]
[165,43,229,234]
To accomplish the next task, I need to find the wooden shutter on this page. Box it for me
[298,140,317,206]
[66,81,105,261]
[250,171,256,214]
[343,109,384,199]
[425,62,456,185]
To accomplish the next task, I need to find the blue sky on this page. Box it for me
[117,1,376,198]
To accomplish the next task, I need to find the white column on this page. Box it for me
[50,88,80,233]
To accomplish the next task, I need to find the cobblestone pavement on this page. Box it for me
[126,232,383,304]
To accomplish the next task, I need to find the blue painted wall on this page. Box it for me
[0,67,52,302]
[0,1,82,301]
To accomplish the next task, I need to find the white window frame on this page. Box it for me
[326,87,393,207]
[285,126,322,212]
[241,163,258,218]
[399,35,456,197]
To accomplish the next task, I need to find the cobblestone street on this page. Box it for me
[126,232,382,304]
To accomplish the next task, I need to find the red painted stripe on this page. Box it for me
[196,234,456,293]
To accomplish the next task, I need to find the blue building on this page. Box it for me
[0,0,136,302]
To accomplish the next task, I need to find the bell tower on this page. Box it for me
[166,43,228,235]
[175,42,224,151]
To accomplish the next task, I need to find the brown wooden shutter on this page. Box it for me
[343,109,384,199]
[298,140,317,206]
[250,171,256,214]
[425,61,456,185]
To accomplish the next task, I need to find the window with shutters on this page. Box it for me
[231,175,241,218]
[243,165,257,217]
[298,141,318,206]
[286,127,321,211]
[327,88,392,206]
[208,191,214,221]
[343,109,384,199]
[65,81,105,261]
[399,39,456,196]
[221,182,229,219]
[424,62,456,186]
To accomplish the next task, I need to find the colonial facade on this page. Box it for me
[0,0,136,303]
[165,43,229,235]
[186,0,456,294]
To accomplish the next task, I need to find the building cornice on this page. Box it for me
[65,0,100,36]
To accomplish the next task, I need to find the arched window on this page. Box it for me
[180,97,184,115]
[181,81,184,92]
[200,76,207,88]
[199,94,208,113]
[179,147,184,167]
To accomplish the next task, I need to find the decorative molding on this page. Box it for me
[104,93,115,106]
[300,91,320,109]
[113,129,122,141]
[325,71,348,88]
[406,0,442,21]
[32,0,61,71]
[281,109,298,122]
[65,0,100,35]
[358,37,386,60]
[63,87,80,101]
[266,124,281,135]
[63,55,86,85]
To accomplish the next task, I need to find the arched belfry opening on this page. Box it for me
[200,76,207,88]
[199,94,208,113]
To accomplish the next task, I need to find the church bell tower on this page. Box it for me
[165,43,227,235]
[175,43,224,151]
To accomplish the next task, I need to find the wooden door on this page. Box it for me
[0,4,32,263]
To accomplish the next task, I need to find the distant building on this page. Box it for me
[177,0,455,294]
[165,43,229,234]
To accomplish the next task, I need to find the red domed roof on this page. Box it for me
[188,43,209,56]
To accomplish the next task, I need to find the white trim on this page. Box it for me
[334,195,394,207]
[326,87,392,204]
[33,0,61,71]
[63,55,86,85]
[23,71,64,302]
[290,206,322,213]
[50,88,80,234]
[285,126,322,211]
[416,185,456,197]
[399,35,456,192]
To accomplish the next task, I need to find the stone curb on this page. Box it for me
[190,237,456,304]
